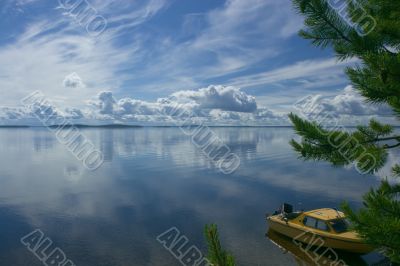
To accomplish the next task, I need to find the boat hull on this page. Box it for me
[267,216,373,254]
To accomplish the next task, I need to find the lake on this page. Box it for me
[0,127,385,265]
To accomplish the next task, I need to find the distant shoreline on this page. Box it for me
[0,125,396,129]
[0,124,143,129]
[0,124,293,128]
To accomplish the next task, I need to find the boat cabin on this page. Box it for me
[290,208,350,234]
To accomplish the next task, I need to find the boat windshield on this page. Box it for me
[329,219,349,233]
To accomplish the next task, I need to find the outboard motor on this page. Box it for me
[282,203,293,215]
[271,203,293,216]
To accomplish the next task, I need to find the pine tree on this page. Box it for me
[290,0,400,262]
[204,224,235,266]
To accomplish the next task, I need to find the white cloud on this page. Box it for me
[0,85,396,126]
[123,0,304,94]
[65,108,85,119]
[0,0,168,107]
[96,91,116,115]
[326,86,392,116]
[227,58,357,89]
[294,85,394,125]
[296,86,392,116]
[0,0,324,112]
[1,0,40,14]
[0,85,284,125]
[170,85,257,113]
[89,91,162,119]
[0,97,64,125]
[63,72,85,89]
[0,107,26,120]
[16,0,39,5]
[89,85,264,124]
[0,21,137,107]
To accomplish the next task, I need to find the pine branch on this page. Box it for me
[392,164,400,177]
[383,142,400,149]
[204,224,235,266]
[308,2,353,44]
[290,0,400,263]
[371,136,400,142]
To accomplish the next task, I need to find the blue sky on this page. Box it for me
[0,0,391,125]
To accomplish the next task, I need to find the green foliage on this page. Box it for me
[368,119,393,136]
[204,224,235,266]
[392,164,400,177]
[292,0,400,112]
[342,181,400,263]
[289,113,389,174]
[356,119,393,140]
[291,0,400,262]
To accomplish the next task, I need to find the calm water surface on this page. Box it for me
[0,127,384,265]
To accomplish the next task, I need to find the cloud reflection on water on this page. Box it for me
[0,127,383,265]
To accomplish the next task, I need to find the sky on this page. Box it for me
[0,0,393,125]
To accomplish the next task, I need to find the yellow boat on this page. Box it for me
[266,204,374,254]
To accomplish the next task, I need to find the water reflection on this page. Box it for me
[100,129,114,162]
[266,229,368,265]
[33,130,55,151]
[0,127,385,265]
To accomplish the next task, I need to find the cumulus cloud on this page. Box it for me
[294,86,393,124]
[89,91,161,119]
[170,85,257,113]
[0,85,394,126]
[323,86,391,116]
[65,108,85,119]
[0,85,282,125]
[82,86,288,125]
[29,100,63,121]
[295,86,392,115]
[63,72,85,89]
[97,92,116,115]
[0,107,26,120]
[88,85,260,120]
[0,97,64,125]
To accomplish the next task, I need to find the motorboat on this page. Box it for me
[266,203,373,254]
